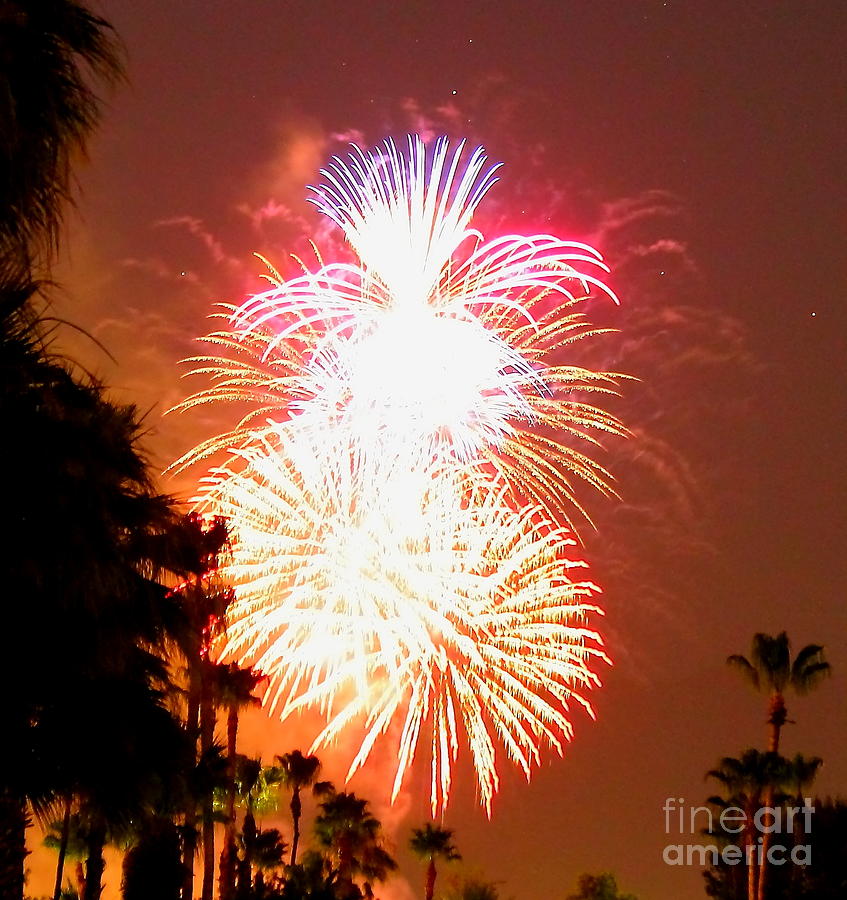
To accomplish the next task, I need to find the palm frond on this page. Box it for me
[792,660,831,694]
[726,654,760,690]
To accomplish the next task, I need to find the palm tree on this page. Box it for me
[279,849,340,900]
[313,787,396,897]
[121,818,184,900]
[786,753,822,895]
[442,878,502,900]
[728,632,830,900]
[0,0,123,274]
[217,664,265,900]
[409,824,461,900]
[706,750,791,900]
[565,872,638,900]
[786,753,822,813]
[243,826,287,897]
[230,758,284,898]
[277,751,322,866]
[166,513,232,900]
[727,632,830,753]
[43,810,88,900]
[0,343,194,898]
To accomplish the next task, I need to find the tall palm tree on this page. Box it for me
[728,632,830,900]
[166,513,232,900]
[217,664,264,900]
[277,750,322,865]
[1,344,191,898]
[0,0,123,274]
[727,632,830,753]
[409,823,461,900]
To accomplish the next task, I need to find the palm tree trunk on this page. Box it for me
[425,857,437,900]
[756,816,771,900]
[200,662,216,900]
[766,692,786,753]
[744,809,758,900]
[183,661,201,900]
[219,705,239,900]
[338,832,354,894]
[0,788,27,900]
[791,791,804,896]
[289,787,302,865]
[52,794,73,900]
[182,827,198,900]
[76,860,86,898]
[236,809,256,900]
[747,849,757,900]
[235,856,251,900]
[83,823,106,900]
[758,690,784,900]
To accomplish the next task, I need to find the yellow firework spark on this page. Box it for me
[175,136,625,813]
[198,439,606,814]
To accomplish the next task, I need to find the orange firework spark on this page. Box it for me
[174,136,625,813]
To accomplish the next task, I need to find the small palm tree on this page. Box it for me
[566,872,639,900]
[313,786,396,896]
[786,752,822,894]
[231,758,284,897]
[786,753,822,807]
[277,750,322,865]
[442,877,501,900]
[707,749,792,900]
[243,825,287,896]
[409,823,461,900]
[727,632,830,753]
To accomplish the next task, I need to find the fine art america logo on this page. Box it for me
[662,798,813,867]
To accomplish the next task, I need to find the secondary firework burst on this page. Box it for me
[200,439,606,813]
[175,135,626,813]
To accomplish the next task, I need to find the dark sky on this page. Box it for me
[37,2,847,898]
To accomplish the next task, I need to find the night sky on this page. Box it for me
[34,2,846,898]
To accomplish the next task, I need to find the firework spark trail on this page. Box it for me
[174,137,628,522]
[175,135,625,813]
[200,436,607,813]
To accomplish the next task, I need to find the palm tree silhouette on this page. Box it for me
[0,0,123,275]
[217,664,264,900]
[727,631,830,900]
[313,786,396,897]
[277,750,322,866]
[409,823,461,900]
[727,632,830,753]
[707,749,791,900]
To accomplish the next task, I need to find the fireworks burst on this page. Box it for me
[175,136,626,813]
